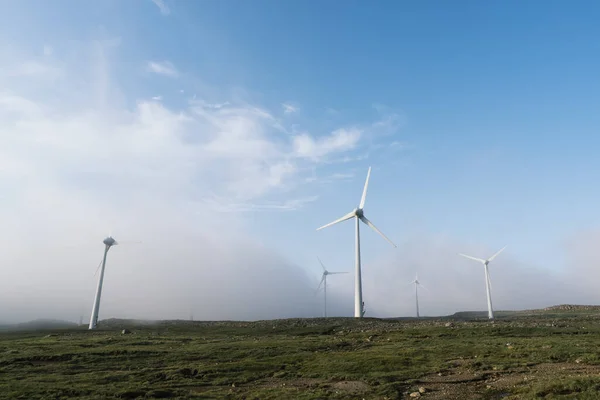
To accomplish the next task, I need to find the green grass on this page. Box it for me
[2,313,600,399]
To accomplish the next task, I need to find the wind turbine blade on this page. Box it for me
[359,216,396,247]
[93,259,103,277]
[359,166,371,209]
[487,246,507,262]
[418,283,429,291]
[327,272,349,275]
[458,253,486,263]
[317,256,327,272]
[316,275,325,293]
[316,211,355,231]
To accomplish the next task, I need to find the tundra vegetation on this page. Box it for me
[2,305,600,399]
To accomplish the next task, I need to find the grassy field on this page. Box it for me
[2,307,600,399]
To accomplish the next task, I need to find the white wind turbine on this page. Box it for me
[458,246,506,320]
[89,234,140,329]
[316,257,348,318]
[409,272,427,318]
[316,167,396,318]
[89,235,118,330]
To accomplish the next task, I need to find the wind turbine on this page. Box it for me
[316,257,348,318]
[316,167,396,318]
[458,246,506,320]
[409,273,427,318]
[89,235,118,330]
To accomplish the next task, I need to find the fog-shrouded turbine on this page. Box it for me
[458,246,506,320]
[315,257,348,318]
[89,235,118,330]
[409,273,427,318]
[316,167,397,318]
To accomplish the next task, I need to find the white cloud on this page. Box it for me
[0,93,44,116]
[146,60,178,77]
[0,40,393,323]
[193,99,230,109]
[3,61,62,81]
[330,172,354,180]
[151,95,162,101]
[293,128,361,160]
[282,102,299,114]
[203,195,319,213]
[151,0,170,16]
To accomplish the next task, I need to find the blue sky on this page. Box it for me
[2,0,600,321]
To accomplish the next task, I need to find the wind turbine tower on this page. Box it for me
[89,236,118,330]
[458,246,506,320]
[316,257,348,318]
[409,273,427,318]
[317,167,397,318]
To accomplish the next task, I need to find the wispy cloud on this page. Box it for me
[309,172,356,185]
[293,128,361,160]
[282,102,299,114]
[330,172,354,180]
[146,60,178,77]
[0,48,380,214]
[4,61,62,80]
[0,93,44,116]
[370,104,405,137]
[202,195,320,213]
[151,0,170,16]
[191,99,230,109]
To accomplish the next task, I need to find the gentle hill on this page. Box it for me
[540,304,600,312]
[4,304,600,333]
[0,319,79,332]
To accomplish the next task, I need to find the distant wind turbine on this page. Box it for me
[458,246,506,320]
[316,257,348,318]
[316,167,396,318]
[409,273,427,318]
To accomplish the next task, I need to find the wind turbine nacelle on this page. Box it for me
[355,208,363,217]
[103,237,116,246]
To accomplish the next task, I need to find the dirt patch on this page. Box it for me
[332,380,370,393]
[411,362,600,399]
[260,377,323,389]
